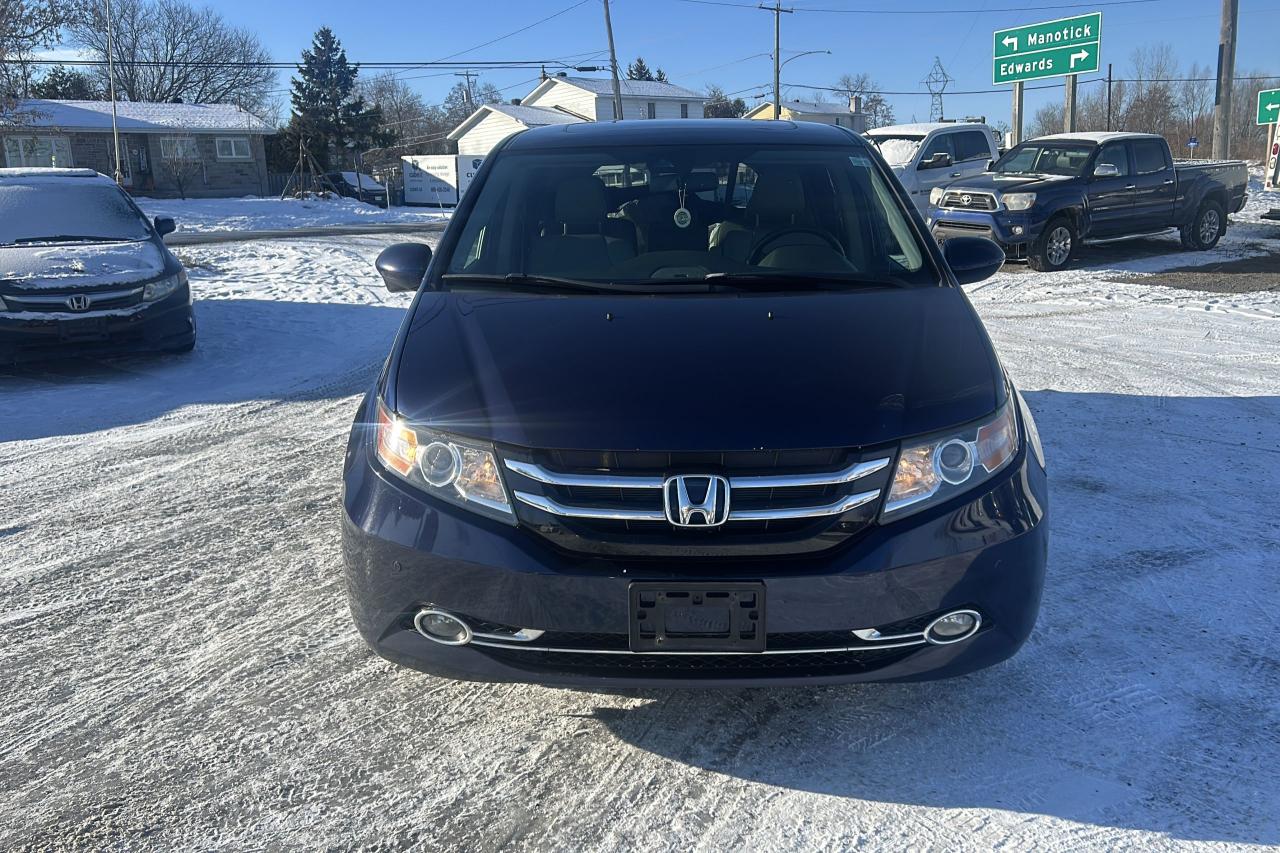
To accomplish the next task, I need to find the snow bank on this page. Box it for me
[133,195,450,234]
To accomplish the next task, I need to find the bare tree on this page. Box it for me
[71,0,274,109]
[833,73,894,129]
[1,0,71,112]
[157,133,203,198]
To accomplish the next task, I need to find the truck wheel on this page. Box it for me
[1029,216,1075,272]
[1180,200,1224,250]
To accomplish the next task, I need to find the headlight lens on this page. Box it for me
[143,270,186,301]
[1002,192,1036,211]
[374,400,514,522]
[929,187,946,207]
[882,400,1019,519]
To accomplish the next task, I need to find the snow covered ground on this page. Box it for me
[1,217,1278,849]
[134,195,450,233]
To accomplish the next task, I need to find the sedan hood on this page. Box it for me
[0,240,165,291]
[393,287,1004,452]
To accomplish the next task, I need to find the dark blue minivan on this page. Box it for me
[341,120,1047,687]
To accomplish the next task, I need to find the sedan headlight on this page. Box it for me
[373,400,514,523]
[1002,192,1036,211]
[882,400,1019,519]
[143,270,186,302]
[929,187,946,207]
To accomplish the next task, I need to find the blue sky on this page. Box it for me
[177,0,1278,125]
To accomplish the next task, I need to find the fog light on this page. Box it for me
[925,609,981,644]
[1011,225,1025,236]
[413,608,472,645]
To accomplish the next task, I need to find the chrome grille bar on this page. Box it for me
[726,489,879,521]
[504,456,890,490]
[5,286,144,307]
[504,459,662,489]
[512,491,666,521]
[730,457,889,488]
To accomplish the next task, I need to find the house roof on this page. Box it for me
[3,100,271,134]
[744,99,861,119]
[447,103,585,141]
[539,76,704,101]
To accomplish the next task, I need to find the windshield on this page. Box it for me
[865,135,924,167]
[0,181,152,245]
[992,143,1094,177]
[444,144,935,289]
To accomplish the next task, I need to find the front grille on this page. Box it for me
[940,191,998,211]
[2,286,144,313]
[501,446,896,557]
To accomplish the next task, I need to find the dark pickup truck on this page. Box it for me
[928,132,1249,271]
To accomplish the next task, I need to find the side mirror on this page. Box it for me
[1093,163,1120,179]
[942,236,1005,285]
[154,216,176,237]
[920,152,953,170]
[375,242,433,293]
[985,159,996,172]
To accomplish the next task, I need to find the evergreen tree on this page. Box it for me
[626,57,654,81]
[31,65,100,100]
[654,68,668,83]
[286,27,390,170]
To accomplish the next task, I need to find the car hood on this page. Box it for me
[0,240,166,291]
[392,287,1004,452]
[949,172,1074,195]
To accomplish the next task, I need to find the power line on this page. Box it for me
[788,74,1276,98]
[673,0,1163,11]
[430,0,595,63]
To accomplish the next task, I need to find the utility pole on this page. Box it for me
[1064,74,1078,133]
[1106,63,1113,131]
[759,2,792,120]
[1212,0,1238,159]
[1011,81,1024,146]
[104,0,123,185]
[454,70,478,112]
[602,0,625,120]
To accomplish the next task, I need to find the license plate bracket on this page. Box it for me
[58,317,108,342]
[628,582,765,652]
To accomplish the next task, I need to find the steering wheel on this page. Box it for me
[747,226,844,265]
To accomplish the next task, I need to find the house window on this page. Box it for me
[215,137,251,160]
[680,103,688,119]
[3,135,72,168]
[646,102,656,119]
[160,137,200,160]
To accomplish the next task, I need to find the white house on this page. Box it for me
[448,75,707,157]
[744,97,868,132]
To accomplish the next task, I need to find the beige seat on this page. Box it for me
[709,170,809,263]
[528,176,634,277]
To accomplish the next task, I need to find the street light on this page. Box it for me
[773,50,830,118]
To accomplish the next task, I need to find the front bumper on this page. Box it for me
[341,404,1049,688]
[0,285,195,363]
[930,208,1042,260]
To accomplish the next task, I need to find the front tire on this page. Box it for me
[1180,200,1224,250]
[1029,216,1075,272]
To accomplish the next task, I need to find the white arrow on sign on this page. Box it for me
[1002,35,1018,51]
[1069,49,1089,69]
[1268,102,1280,113]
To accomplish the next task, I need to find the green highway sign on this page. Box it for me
[994,12,1102,85]
[1259,88,1280,125]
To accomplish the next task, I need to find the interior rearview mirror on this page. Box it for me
[375,242,433,293]
[1093,163,1120,178]
[154,216,176,237]
[942,236,1005,285]
[684,171,719,193]
[920,152,952,170]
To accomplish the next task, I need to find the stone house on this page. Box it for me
[1,99,271,197]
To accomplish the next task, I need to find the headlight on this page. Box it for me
[143,270,186,301]
[1002,192,1036,211]
[373,400,514,523]
[882,400,1019,519]
[929,187,946,207]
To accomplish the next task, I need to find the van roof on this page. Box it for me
[503,118,860,151]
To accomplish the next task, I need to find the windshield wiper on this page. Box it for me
[701,271,907,290]
[441,273,676,294]
[10,235,134,245]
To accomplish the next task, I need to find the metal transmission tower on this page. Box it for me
[922,57,952,122]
